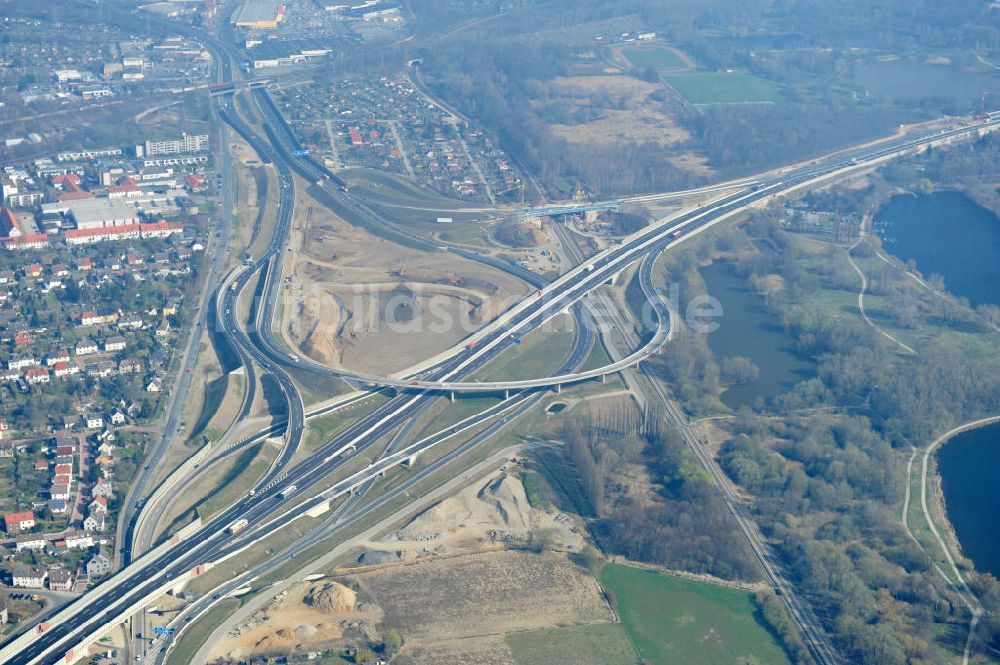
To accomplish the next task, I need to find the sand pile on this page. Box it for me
[394,472,530,542]
[477,474,530,530]
[304,582,356,614]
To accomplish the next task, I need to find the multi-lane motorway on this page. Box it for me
[3,6,1000,664]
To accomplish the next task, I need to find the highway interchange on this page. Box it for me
[3,7,1000,665]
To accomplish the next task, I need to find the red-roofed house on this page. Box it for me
[139,221,184,238]
[3,234,50,250]
[57,190,95,202]
[4,510,35,533]
[64,224,140,246]
[54,463,73,476]
[14,331,31,347]
[52,173,81,188]
[25,367,49,384]
[183,173,204,191]
[0,208,21,239]
[107,177,141,199]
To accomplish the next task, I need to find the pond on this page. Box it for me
[853,60,1000,105]
[937,422,1000,578]
[876,190,1000,308]
[700,262,816,409]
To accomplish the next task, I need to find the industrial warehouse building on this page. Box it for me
[232,0,285,29]
[41,199,139,230]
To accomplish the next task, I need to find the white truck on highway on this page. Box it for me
[226,518,249,535]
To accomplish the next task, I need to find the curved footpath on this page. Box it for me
[902,415,1000,665]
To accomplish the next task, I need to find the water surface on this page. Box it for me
[937,423,1000,578]
[877,191,1000,308]
[700,262,815,409]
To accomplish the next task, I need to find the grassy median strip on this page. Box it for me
[167,598,240,665]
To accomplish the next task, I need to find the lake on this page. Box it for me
[937,422,1000,578]
[853,60,1000,105]
[700,262,816,409]
[876,191,1000,308]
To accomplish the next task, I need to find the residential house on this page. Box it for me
[85,414,104,430]
[3,510,35,533]
[86,553,113,578]
[83,513,106,532]
[48,499,67,514]
[103,336,127,353]
[46,351,71,367]
[11,565,46,588]
[25,367,50,385]
[48,568,73,591]
[92,478,114,499]
[118,358,142,374]
[88,496,108,515]
[50,484,72,501]
[15,534,47,551]
[54,463,73,477]
[64,533,93,549]
[146,379,162,393]
[8,355,38,371]
[110,411,126,426]
[53,361,80,379]
[89,361,117,378]
[117,316,143,331]
[75,341,99,356]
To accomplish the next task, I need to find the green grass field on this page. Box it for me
[600,564,792,665]
[167,598,241,665]
[665,71,782,106]
[507,623,638,665]
[623,46,687,70]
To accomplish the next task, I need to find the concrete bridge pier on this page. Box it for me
[554,383,562,394]
[601,374,606,383]
[504,389,510,400]
[450,391,456,403]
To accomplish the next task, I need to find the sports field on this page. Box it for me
[664,71,782,105]
[599,564,793,665]
[623,46,687,70]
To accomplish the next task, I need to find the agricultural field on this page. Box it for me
[665,71,782,106]
[506,623,637,665]
[622,45,688,71]
[600,564,792,665]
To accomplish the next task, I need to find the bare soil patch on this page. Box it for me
[343,549,613,645]
[282,177,531,374]
[372,469,586,556]
[208,580,380,663]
